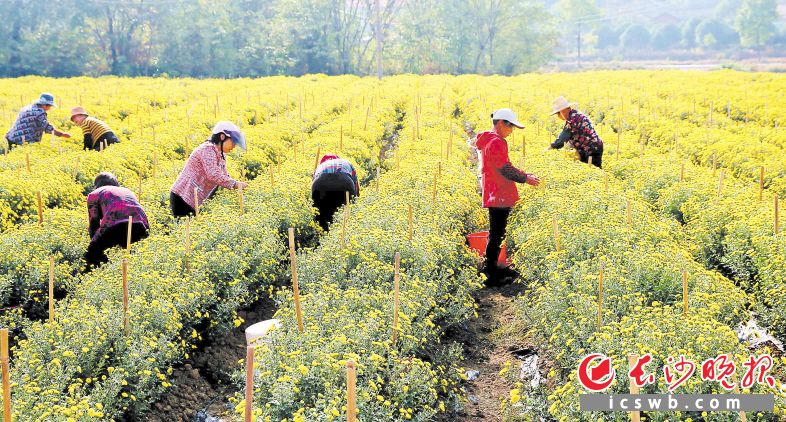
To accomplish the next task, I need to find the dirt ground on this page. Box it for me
[146,296,277,422]
[447,282,529,422]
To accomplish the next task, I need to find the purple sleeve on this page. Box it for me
[87,193,101,239]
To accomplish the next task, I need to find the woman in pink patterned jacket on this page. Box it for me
[170,121,249,217]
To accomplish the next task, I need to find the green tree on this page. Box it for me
[736,0,778,48]
[651,24,682,50]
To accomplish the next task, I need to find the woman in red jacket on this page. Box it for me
[475,109,541,285]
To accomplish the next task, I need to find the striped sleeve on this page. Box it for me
[81,117,112,140]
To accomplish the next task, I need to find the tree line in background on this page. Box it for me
[576,0,783,60]
[0,0,782,78]
[0,0,556,77]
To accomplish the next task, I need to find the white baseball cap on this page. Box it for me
[211,121,246,150]
[490,108,524,128]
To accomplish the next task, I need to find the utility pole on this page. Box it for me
[375,0,383,79]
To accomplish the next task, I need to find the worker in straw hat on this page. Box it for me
[4,93,71,152]
[70,106,120,151]
[475,108,541,286]
[547,96,604,168]
[170,121,249,217]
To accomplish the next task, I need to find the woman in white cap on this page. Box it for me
[4,93,71,151]
[548,96,604,168]
[475,108,541,286]
[169,121,249,217]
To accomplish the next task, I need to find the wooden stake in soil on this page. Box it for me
[680,162,685,182]
[184,218,191,271]
[408,205,413,241]
[49,256,55,324]
[194,187,199,218]
[552,218,561,252]
[239,186,245,214]
[288,228,304,332]
[628,354,641,422]
[626,199,632,229]
[36,191,43,225]
[392,252,401,344]
[313,146,322,173]
[1,328,10,421]
[25,152,30,173]
[339,125,343,152]
[122,258,129,334]
[244,345,254,422]
[730,371,747,422]
[682,270,688,317]
[269,166,275,189]
[126,216,133,254]
[346,360,357,422]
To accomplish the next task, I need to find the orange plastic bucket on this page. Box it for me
[466,231,507,265]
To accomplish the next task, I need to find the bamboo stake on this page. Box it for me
[626,199,632,228]
[1,328,10,421]
[25,152,30,173]
[122,258,129,334]
[339,125,343,151]
[194,187,199,218]
[408,205,413,241]
[152,152,158,178]
[392,252,401,344]
[126,216,133,254]
[682,270,688,317]
[184,218,190,271]
[759,166,764,201]
[346,361,357,422]
[628,354,641,422]
[552,218,561,252]
[712,154,717,176]
[288,228,304,332]
[376,167,380,194]
[36,191,43,225]
[269,166,275,188]
[731,371,747,422]
[239,186,245,214]
[680,162,685,182]
[244,346,254,422]
[313,146,322,173]
[49,256,55,324]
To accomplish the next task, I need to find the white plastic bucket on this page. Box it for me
[245,319,282,346]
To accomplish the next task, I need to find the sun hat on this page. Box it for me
[35,93,56,107]
[211,121,246,150]
[490,108,524,128]
[320,154,340,164]
[70,106,89,121]
[550,96,576,115]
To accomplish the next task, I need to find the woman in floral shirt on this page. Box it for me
[85,172,149,269]
[548,96,604,168]
[169,121,249,217]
